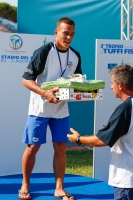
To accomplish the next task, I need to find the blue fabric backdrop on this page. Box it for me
[18,0,121,143]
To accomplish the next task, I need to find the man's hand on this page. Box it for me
[43,87,60,104]
[22,79,60,104]
[67,128,80,144]
[68,128,107,147]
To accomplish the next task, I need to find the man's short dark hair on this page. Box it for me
[56,17,75,28]
[109,64,133,90]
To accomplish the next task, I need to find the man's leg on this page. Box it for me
[53,142,74,200]
[19,144,40,198]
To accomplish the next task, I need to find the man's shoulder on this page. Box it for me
[123,96,133,110]
[122,96,132,107]
[69,46,81,57]
[115,97,133,114]
[35,42,54,54]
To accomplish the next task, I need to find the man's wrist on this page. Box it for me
[76,135,81,145]
[41,89,46,97]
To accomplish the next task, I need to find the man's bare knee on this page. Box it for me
[53,142,66,155]
[26,144,41,155]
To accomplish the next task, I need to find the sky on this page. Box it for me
[0,0,17,6]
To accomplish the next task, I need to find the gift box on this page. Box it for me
[54,88,103,101]
[41,74,105,101]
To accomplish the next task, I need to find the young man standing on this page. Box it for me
[68,64,133,200]
[19,17,82,200]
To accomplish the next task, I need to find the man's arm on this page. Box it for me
[67,128,107,147]
[22,78,60,104]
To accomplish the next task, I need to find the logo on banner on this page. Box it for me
[67,61,73,70]
[107,60,130,69]
[108,63,118,69]
[43,37,51,45]
[9,35,23,50]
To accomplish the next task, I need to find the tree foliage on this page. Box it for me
[0,2,17,23]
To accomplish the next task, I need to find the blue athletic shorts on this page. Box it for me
[114,187,133,200]
[22,115,70,145]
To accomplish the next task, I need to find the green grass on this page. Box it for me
[65,149,93,177]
